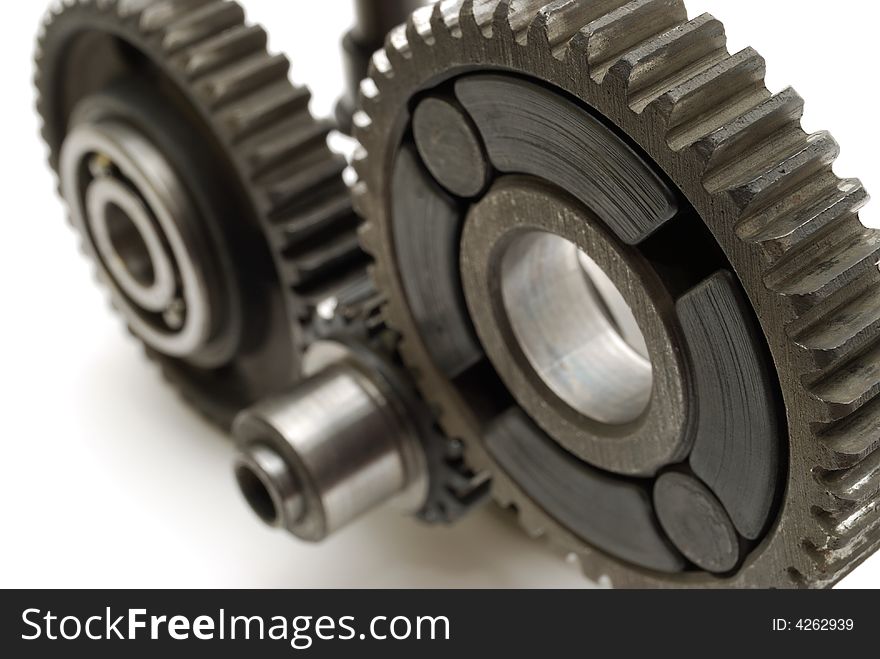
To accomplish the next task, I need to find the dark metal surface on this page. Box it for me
[456,75,679,245]
[487,409,685,573]
[392,145,483,378]
[413,95,490,198]
[654,471,741,574]
[677,272,781,540]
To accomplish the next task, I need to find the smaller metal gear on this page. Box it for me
[313,274,492,525]
[36,0,366,426]
[233,271,490,537]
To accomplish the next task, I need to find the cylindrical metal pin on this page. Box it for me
[233,342,427,542]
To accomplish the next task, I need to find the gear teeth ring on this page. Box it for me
[353,0,880,587]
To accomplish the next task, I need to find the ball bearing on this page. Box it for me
[61,117,221,362]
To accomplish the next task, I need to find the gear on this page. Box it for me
[231,269,490,535]
[36,0,365,426]
[311,273,492,525]
[353,0,880,587]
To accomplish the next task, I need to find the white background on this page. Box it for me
[0,1,877,588]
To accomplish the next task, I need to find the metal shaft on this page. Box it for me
[233,342,427,542]
[336,0,426,133]
[351,0,424,43]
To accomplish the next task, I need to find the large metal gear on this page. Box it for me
[353,0,880,587]
[35,0,365,426]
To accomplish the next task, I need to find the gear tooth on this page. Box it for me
[803,533,880,587]
[384,22,412,65]
[504,0,551,35]
[741,177,868,259]
[194,51,290,109]
[115,0,150,20]
[654,47,768,149]
[525,1,558,50]
[406,5,437,47]
[160,1,244,54]
[518,506,548,538]
[527,0,620,55]
[258,153,347,214]
[355,88,380,135]
[351,144,371,181]
[791,263,880,364]
[763,214,879,302]
[808,498,880,552]
[219,82,313,144]
[430,0,461,39]
[808,501,880,569]
[695,87,805,177]
[274,195,356,246]
[808,338,880,418]
[820,449,880,508]
[610,14,728,112]
[368,46,394,83]
[487,1,509,37]
[491,474,518,508]
[572,0,687,82]
[578,554,611,587]
[175,24,266,79]
[813,503,880,551]
[281,232,364,290]
[719,131,840,217]
[357,216,377,255]
[358,73,381,106]
[459,0,489,39]
[138,0,214,34]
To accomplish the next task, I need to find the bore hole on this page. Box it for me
[105,201,156,287]
[500,231,653,426]
[235,463,279,525]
